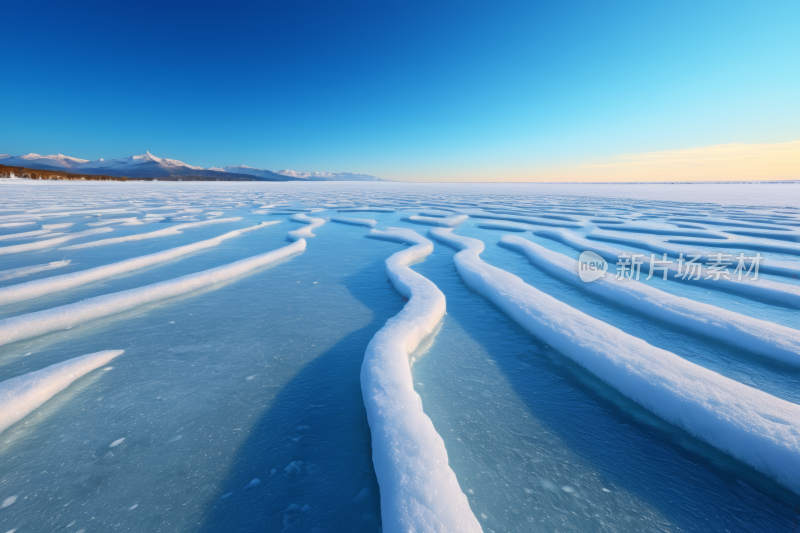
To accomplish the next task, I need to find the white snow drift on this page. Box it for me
[0,239,306,347]
[362,227,481,533]
[0,228,114,256]
[431,228,800,495]
[287,213,326,241]
[500,235,800,366]
[0,222,279,306]
[0,350,123,434]
[59,218,242,250]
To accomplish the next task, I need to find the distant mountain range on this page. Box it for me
[0,152,383,181]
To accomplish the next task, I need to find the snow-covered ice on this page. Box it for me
[0,180,799,532]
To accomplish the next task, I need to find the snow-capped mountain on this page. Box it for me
[0,153,90,169]
[219,166,383,182]
[1,151,383,181]
[275,170,382,181]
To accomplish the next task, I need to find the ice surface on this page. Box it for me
[0,222,279,306]
[0,350,123,433]
[58,217,242,250]
[1,180,799,531]
[500,235,800,365]
[431,228,800,494]
[362,227,481,532]
[0,239,306,347]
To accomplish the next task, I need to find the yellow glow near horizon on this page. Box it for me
[539,140,800,182]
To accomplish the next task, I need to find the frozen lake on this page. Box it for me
[0,179,799,532]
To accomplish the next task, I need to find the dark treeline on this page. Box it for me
[0,164,128,181]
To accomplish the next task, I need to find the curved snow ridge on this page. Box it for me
[0,261,72,283]
[0,222,36,228]
[0,239,306,347]
[0,228,114,256]
[588,230,800,280]
[87,217,158,227]
[405,214,468,227]
[430,228,800,495]
[470,213,584,229]
[0,349,123,434]
[536,229,800,308]
[0,222,280,306]
[0,229,57,242]
[0,208,135,222]
[287,213,326,241]
[500,235,800,366]
[668,217,797,232]
[59,217,242,250]
[667,236,800,258]
[595,225,728,240]
[477,221,532,232]
[330,216,378,227]
[362,227,481,533]
[337,207,396,213]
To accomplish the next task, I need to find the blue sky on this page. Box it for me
[2,0,798,181]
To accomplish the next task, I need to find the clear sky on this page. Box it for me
[2,0,798,182]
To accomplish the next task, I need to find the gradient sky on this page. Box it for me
[2,0,798,182]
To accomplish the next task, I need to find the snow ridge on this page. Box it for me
[59,218,242,250]
[0,222,279,306]
[500,235,800,366]
[405,214,468,227]
[0,261,71,282]
[362,227,481,533]
[535,229,800,308]
[0,228,114,256]
[287,213,326,241]
[0,239,306,347]
[0,350,123,433]
[431,228,800,495]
